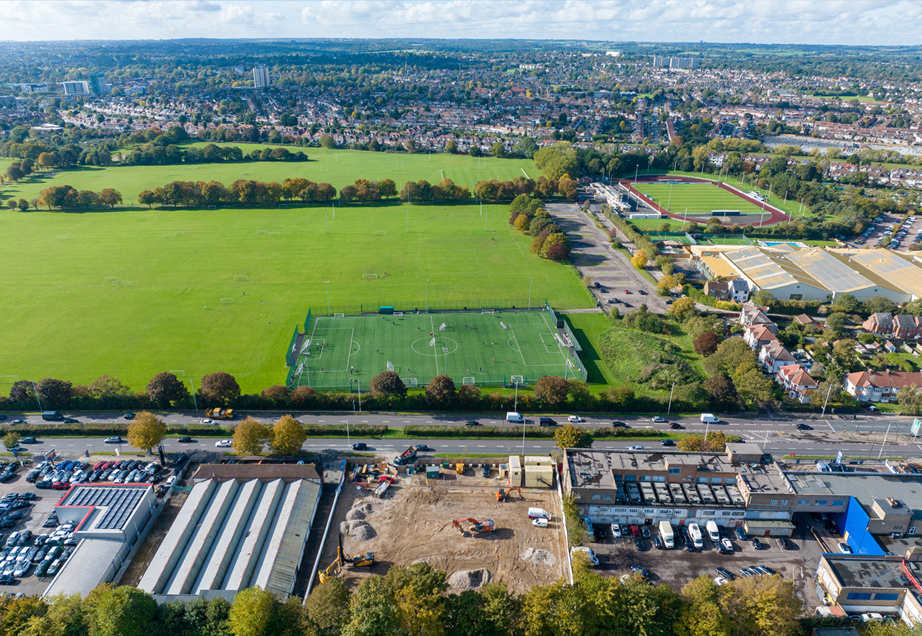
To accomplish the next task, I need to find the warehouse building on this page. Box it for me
[139,465,321,602]
[719,247,830,301]
[43,484,158,597]
[815,554,922,625]
[786,248,911,304]
[829,249,922,301]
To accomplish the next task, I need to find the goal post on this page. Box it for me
[511,375,525,385]
[402,378,418,387]
[386,361,395,372]
[481,309,495,315]
[438,323,447,332]
[333,313,345,318]
[221,298,234,304]
[394,311,404,317]
[374,231,386,236]
[462,376,476,386]
[169,370,186,376]
[234,275,249,281]
[105,277,119,282]
[363,274,378,280]
[268,232,281,237]
[257,230,267,235]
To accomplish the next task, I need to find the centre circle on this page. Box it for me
[411,337,459,357]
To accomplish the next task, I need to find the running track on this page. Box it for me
[619,176,792,227]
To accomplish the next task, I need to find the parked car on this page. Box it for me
[610,523,621,538]
[735,527,747,541]
[634,537,646,551]
[778,537,793,550]
[750,538,762,550]
[719,538,734,554]
[838,542,853,554]
[715,567,735,581]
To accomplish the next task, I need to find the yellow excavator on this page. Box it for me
[318,534,375,584]
[496,487,522,502]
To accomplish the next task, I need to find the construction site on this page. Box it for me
[317,456,567,594]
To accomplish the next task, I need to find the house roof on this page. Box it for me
[794,314,815,325]
[748,324,779,342]
[779,365,817,387]
[846,370,922,389]
[763,341,796,362]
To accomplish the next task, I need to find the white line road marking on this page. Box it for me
[382,421,390,423]
[478,445,487,448]
[427,420,434,423]
[403,420,412,423]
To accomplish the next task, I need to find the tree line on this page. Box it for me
[506,194,571,262]
[36,185,122,210]
[0,559,847,636]
[137,178,337,208]
[474,175,577,202]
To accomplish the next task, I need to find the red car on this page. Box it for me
[51,481,69,490]
[624,290,630,294]
[630,525,642,537]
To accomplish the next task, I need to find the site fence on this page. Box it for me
[309,298,544,317]
[299,373,533,392]
[285,326,300,367]
[545,301,588,382]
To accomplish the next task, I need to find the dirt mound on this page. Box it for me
[521,547,556,566]
[341,520,376,542]
[346,509,366,521]
[352,501,373,515]
[447,568,491,593]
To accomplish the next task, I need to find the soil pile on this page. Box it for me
[521,547,556,566]
[447,568,491,593]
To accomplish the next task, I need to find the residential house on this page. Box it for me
[863,313,922,339]
[744,324,780,350]
[794,314,816,327]
[777,365,818,403]
[740,303,772,327]
[704,280,731,301]
[759,341,798,374]
[862,312,894,335]
[729,279,750,303]
[844,370,922,403]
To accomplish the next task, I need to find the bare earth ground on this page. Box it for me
[322,472,567,594]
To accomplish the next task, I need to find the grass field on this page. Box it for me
[0,147,538,205]
[294,310,574,390]
[0,202,593,394]
[636,182,769,217]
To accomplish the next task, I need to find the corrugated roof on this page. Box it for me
[222,478,285,591]
[722,247,824,291]
[253,480,321,597]
[43,538,125,598]
[841,250,922,299]
[192,463,322,484]
[785,248,882,294]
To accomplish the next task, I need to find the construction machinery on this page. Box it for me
[205,408,234,419]
[453,518,496,537]
[456,463,464,474]
[393,447,418,466]
[318,534,375,583]
[496,487,522,502]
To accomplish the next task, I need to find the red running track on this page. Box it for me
[618,176,792,227]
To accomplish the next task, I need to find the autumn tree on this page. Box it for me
[228,586,278,636]
[694,331,721,356]
[146,372,190,407]
[703,376,739,410]
[533,375,570,406]
[370,371,407,398]
[677,576,732,636]
[3,432,20,451]
[232,418,271,456]
[35,378,74,408]
[270,415,307,456]
[899,385,922,415]
[631,253,648,269]
[425,375,456,405]
[92,586,158,636]
[669,296,697,321]
[555,424,593,449]
[704,338,756,378]
[305,576,352,634]
[718,573,801,636]
[260,385,290,404]
[127,412,168,452]
[199,372,240,404]
[733,360,775,404]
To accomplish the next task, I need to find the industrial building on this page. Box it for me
[691,246,922,302]
[816,554,922,625]
[43,484,158,597]
[139,465,321,602]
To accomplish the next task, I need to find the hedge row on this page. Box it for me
[404,425,667,439]
[683,285,740,312]
[303,424,388,437]
[0,421,389,439]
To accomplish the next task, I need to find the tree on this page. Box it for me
[898,385,922,415]
[677,576,732,636]
[604,385,634,408]
[863,295,897,315]
[656,275,678,296]
[35,378,73,408]
[228,586,277,636]
[370,371,407,398]
[444,139,457,154]
[694,332,720,356]
[233,418,271,455]
[513,214,530,232]
[631,253,647,269]
[6,164,24,181]
[137,190,159,208]
[678,431,729,452]
[270,415,307,456]
[832,293,860,313]
[146,372,189,407]
[554,424,593,449]
[824,312,848,339]
[306,576,352,635]
[92,586,158,636]
[290,385,318,407]
[8,380,36,405]
[199,372,240,404]
[669,297,697,321]
[3,432,20,451]
[533,375,569,406]
[98,188,122,208]
[733,360,775,404]
[513,136,539,159]
[703,376,739,410]
[750,290,774,307]
[718,573,801,636]
[17,198,29,211]
[127,411,167,452]
[425,375,456,405]
[342,576,399,636]
[319,134,335,149]
[704,338,756,378]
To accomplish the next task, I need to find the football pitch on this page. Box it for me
[637,182,767,217]
[292,310,574,390]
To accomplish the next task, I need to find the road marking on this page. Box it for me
[426,420,434,423]
[403,420,412,423]
[478,445,486,448]
[382,420,390,423]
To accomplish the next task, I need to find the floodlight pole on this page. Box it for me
[667,381,676,415]
[357,379,361,411]
[30,380,43,412]
[406,207,409,233]
[325,208,328,234]
[667,183,673,212]
[190,379,197,413]
[346,415,350,448]
[325,281,331,314]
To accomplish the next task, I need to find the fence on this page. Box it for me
[545,301,588,382]
[285,326,300,367]
[303,307,312,333]
[309,298,544,317]
[295,373,525,392]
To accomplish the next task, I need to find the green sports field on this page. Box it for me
[0,201,592,393]
[637,182,767,217]
[0,146,538,204]
[294,310,574,390]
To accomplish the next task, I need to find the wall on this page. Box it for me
[839,497,886,556]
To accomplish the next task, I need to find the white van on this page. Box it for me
[506,412,525,423]
[700,413,720,424]
[527,507,551,520]
[532,518,548,528]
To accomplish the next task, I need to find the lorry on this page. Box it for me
[393,447,418,466]
[658,520,674,549]
[688,523,703,549]
[700,413,720,424]
[205,408,235,419]
[706,520,720,543]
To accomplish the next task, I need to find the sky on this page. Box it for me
[0,0,919,45]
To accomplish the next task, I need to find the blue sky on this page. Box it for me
[0,0,917,44]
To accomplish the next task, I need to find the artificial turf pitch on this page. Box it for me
[293,310,574,390]
[636,182,768,217]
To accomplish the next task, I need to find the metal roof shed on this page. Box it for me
[222,478,285,591]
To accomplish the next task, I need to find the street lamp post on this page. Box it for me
[667,382,676,415]
[878,422,892,460]
[30,380,43,412]
[190,379,197,413]
[346,416,350,448]
[821,384,834,417]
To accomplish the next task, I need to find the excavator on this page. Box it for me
[496,487,522,502]
[452,518,496,537]
[318,534,375,583]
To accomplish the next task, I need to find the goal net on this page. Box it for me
[257,230,267,235]
[268,232,281,237]
[387,361,395,372]
[482,309,494,314]
[221,298,233,304]
[363,274,378,279]
[511,375,525,384]
[442,347,449,353]
[394,312,404,317]
[462,377,476,386]
[234,275,249,281]
[429,337,437,347]
[439,323,447,332]
[333,313,345,318]
[105,277,119,283]
[500,321,507,330]
[403,378,418,387]
[555,333,568,347]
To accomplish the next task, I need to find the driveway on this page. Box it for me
[546,203,668,313]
